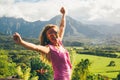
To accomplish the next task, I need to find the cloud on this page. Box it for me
[85,0,120,24]
[0,0,120,24]
[15,0,41,3]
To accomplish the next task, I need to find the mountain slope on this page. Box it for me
[0,16,102,39]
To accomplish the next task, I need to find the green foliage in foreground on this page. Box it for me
[0,47,120,80]
[16,66,38,80]
[0,49,53,80]
[0,50,16,78]
[72,59,91,80]
[30,58,53,80]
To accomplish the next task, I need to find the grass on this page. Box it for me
[73,53,120,79]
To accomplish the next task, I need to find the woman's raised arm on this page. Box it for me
[13,32,50,54]
[59,7,66,40]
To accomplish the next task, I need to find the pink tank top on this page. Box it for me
[48,41,72,80]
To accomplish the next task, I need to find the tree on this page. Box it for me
[0,50,16,78]
[72,59,91,80]
[30,57,53,80]
[117,72,120,80]
[107,60,116,67]
[16,66,38,80]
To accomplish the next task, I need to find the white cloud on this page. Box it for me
[86,0,120,24]
[0,0,120,24]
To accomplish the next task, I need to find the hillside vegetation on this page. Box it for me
[0,33,120,80]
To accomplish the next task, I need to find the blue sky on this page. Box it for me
[0,0,120,25]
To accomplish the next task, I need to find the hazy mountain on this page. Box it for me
[0,16,120,45]
[88,24,120,35]
[0,17,46,38]
[0,15,103,39]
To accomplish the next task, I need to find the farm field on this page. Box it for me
[73,53,120,79]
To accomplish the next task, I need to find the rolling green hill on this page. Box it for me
[74,54,120,79]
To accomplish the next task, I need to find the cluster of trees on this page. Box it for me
[0,34,53,79]
[1,46,120,80]
[0,49,53,80]
[72,59,91,80]
[75,46,120,58]
[0,50,16,78]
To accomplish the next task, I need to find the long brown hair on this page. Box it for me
[39,24,58,63]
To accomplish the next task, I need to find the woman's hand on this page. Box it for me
[60,7,65,15]
[13,32,22,44]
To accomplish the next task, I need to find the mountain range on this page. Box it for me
[0,15,120,43]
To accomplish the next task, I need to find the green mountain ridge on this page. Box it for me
[0,15,102,39]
